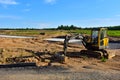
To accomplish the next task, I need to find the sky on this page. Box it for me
[0,0,120,29]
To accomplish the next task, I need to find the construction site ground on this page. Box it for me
[0,34,119,80]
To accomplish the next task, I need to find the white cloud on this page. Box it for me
[44,0,57,4]
[22,22,52,29]
[0,0,18,5]
[0,15,21,19]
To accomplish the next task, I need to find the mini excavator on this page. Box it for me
[46,28,115,63]
[63,28,114,59]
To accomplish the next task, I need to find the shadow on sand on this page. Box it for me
[0,62,36,68]
[0,48,100,68]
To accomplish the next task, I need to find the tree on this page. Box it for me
[57,25,80,30]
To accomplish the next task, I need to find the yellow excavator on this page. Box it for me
[63,28,114,59]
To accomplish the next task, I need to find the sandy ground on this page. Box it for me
[0,34,119,80]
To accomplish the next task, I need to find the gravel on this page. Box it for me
[0,66,120,80]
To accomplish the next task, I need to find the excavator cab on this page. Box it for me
[90,28,109,50]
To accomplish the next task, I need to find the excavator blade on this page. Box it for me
[107,50,116,59]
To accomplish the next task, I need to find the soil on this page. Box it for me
[0,34,119,80]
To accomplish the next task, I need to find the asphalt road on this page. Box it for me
[0,66,120,80]
[109,42,120,49]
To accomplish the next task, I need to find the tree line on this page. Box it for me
[57,25,81,30]
[0,25,120,30]
[107,26,120,30]
[57,25,120,30]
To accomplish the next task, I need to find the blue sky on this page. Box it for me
[0,0,120,28]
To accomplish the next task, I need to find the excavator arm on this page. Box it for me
[63,34,88,55]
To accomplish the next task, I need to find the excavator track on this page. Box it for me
[80,49,115,59]
[80,50,103,59]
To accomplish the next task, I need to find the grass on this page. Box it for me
[67,29,91,35]
[0,29,119,37]
[101,57,107,62]
[0,30,40,36]
[108,30,120,37]
[2,30,67,36]
[68,29,120,37]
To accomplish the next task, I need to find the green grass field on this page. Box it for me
[108,30,120,37]
[68,29,120,37]
[0,29,119,37]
